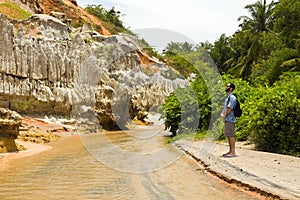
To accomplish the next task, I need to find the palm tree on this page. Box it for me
[238,0,276,34]
[235,0,277,78]
[273,0,300,49]
[208,34,232,73]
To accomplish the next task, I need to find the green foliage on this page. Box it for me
[160,48,226,139]
[226,0,277,79]
[159,1,300,157]
[205,34,232,74]
[105,7,124,28]
[190,74,211,132]
[165,130,205,144]
[0,2,31,20]
[160,86,200,136]
[163,42,197,77]
[166,41,194,53]
[138,38,165,62]
[255,48,299,85]
[247,73,300,156]
[217,74,300,156]
[208,0,300,82]
[281,58,300,72]
[238,0,277,33]
[214,73,299,156]
[12,97,36,112]
[160,44,300,156]
[273,0,300,49]
[162,42,219,77]
[72,19,85,28]
[160,41,224,136]
[84,38,92,44]
[85,4,127,34]
[163,51,196,77]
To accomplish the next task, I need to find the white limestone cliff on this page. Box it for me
[0,13,188,130]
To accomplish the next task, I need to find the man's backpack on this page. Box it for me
[227,94,242,118]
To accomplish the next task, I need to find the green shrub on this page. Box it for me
[254,48,299,85]
[248,73,300,156]
[159,86,200,136]
[85,4,127,34]
[72,19,85,28]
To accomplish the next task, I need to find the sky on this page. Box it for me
[76,0,266,48]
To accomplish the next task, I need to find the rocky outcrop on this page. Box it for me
[0,13,188,130]
[0,14,79,116]
[13,0,43,13]
[0,107,22,153]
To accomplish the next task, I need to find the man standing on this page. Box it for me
[221,83,237,158]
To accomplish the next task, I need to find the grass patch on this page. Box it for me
[100,20,127,35]
[0,2,31,20]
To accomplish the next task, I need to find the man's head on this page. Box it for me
[225,83,235,93]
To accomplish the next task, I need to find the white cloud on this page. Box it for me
[76,0,273,45]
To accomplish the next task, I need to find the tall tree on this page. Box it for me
[239,0,276,33]
[273,0,300,49]
[207,34,232,73]
[165,42,194,53]
[234,0,277,78]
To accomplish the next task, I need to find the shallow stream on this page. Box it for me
[0,124,261,200]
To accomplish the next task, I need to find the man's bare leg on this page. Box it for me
[227,136,236,156]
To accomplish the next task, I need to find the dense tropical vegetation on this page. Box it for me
[159,0,300,156]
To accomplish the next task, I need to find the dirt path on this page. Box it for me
[174,139,300,200]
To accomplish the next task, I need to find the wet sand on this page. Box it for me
[0,140,52,168]
[0,117,73,169]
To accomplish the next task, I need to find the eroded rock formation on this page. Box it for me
[0,13,188,130]
[0,107,22,153]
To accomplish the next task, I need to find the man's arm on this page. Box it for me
[225,107,232,117]
[221,107,232,121]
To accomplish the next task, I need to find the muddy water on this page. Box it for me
[0,126,260,200]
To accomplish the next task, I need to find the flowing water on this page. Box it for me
[0,124,261,200]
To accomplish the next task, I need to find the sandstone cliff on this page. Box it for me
[0,107,22,152]
[0,11,188,130]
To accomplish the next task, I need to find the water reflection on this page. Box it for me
[80,126,182,173]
